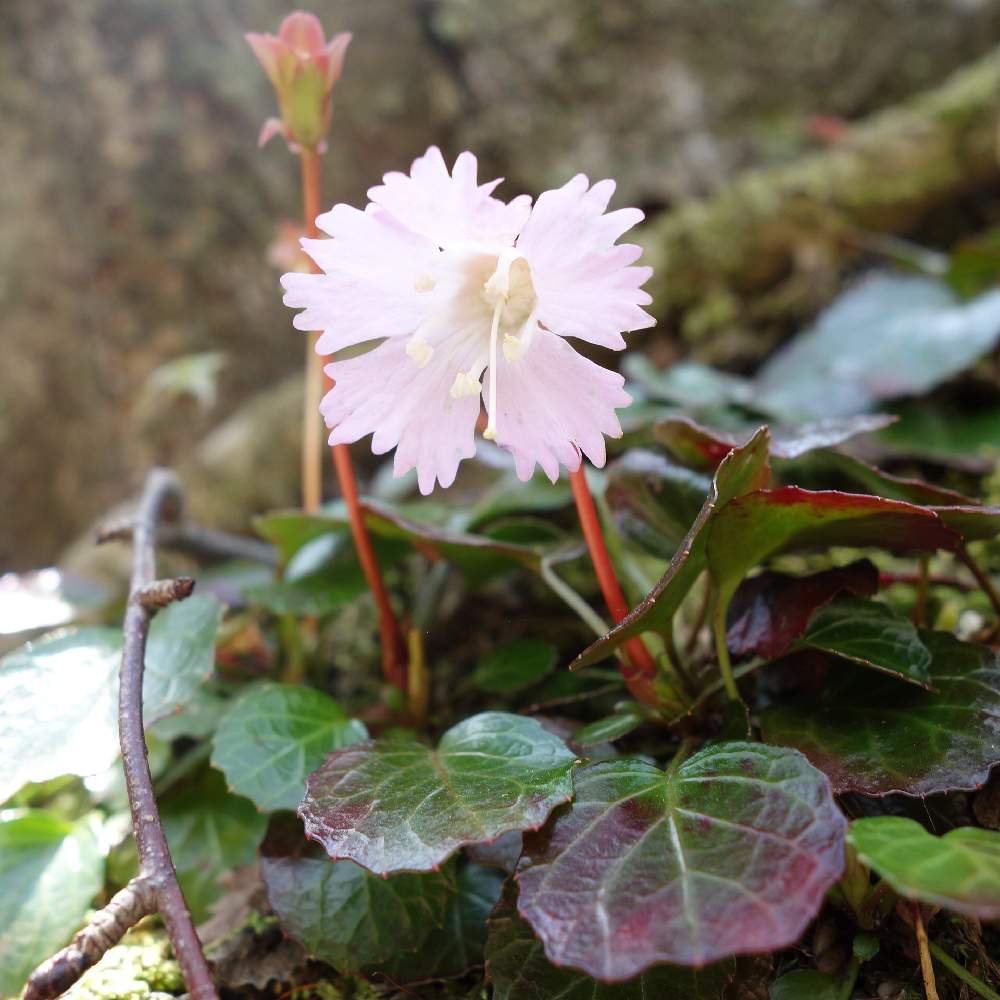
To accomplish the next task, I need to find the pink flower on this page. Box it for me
[281,147,654,494]
[246,11,351,151]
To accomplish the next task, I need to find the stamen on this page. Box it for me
[502,333,525,362]
[483,298,503,440]
[450,370,481,399]
[406,338,434,368]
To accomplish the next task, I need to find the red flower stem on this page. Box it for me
[299,147,407,691]
[569,465,660,707]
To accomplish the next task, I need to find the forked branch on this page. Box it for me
[25,469,218,1000]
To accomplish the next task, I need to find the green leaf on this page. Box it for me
[385,863,505,982]
[212,682,368,812]
[256,500,541,579]
[755,274,1000,420]
[605,450,711,557]
[300,712,578,874]
[769,970,842,1000]
[261,855,453,971]
[761,631,1000,796]
[0,595,222,804]
[0,811,104,997]
[623,355,755,414]
[473,640,557,693]
[572,704,646,748]
[848,817,1000,919]
[487,880,735,999]
[800,596,933,687]
[573,427,772,669]
[244,566,368,616]
[161,770,268,922]
[517,743,846,980]
[706,488,960,617]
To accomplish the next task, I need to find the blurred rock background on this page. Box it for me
[4,0,1000,568]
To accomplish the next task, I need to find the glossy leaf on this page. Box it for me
[516,743,846,980]
[386,863,505,982]
[848,816,1000,918]
[707,487,960,615]
[573,428,772,669]
[755,274,1000,419]
[262,854,453,971]
[573,704,647,748]
[212,682,368,811]
[162,770,268,922]
[654,415,893,472]
[244,566,368,616]
[0,811,104,997]
[761,631,1000,796]
[727,561,879,661]
[300,712,578,874]
[473,640,557,693]
[799,596,932,686]
[487,881,735,1000]
[623,355,756,413]
[605,450,711,557]
[0,595,222,804]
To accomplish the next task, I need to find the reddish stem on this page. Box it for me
[299,148,408,691]
[569,465,660,706]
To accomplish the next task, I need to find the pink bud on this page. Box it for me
[245,10,352,152]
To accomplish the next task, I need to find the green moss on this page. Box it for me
[65,931,183,1000]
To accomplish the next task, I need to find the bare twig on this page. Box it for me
[25,469,218,1000]
[912,903,941,1000]
[99,518,278,567]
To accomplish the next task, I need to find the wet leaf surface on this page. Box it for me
[300,712,578,874]
[516,743,846,980]
[761,632,1000,796]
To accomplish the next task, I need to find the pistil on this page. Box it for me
[483,297,503,440]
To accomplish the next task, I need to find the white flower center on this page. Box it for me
[406,247,538,440]
[480,250,536,439]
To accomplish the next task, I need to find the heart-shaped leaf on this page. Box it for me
[0,594,222,803]
[573,428,772,670]
[727,562,879,661]
[755,274,1000,420]
[0,811,104,997]
[473,640,557,693]
[262,854,454,971]
[654,415,894,471]
[516,742,846,980]
[796,596,932,687]
[605,450,711,557]
[385,863,505,982]
[487,881,735,1000]
[212,682,368,812]
[300,712,578,874]
[761,631,1000,796]
[848,817,1000,918]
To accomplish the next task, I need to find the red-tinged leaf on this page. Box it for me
[516,743,846,980]
[572,429,772,670]
[761,631,1000,796]
[727,561,879,661]
[932,505,1000,541]
[707,487,961,614]
[299,712,578,875]
[487,880,735,999]
[654,416,894,472]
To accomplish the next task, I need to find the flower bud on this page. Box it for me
[246,11,351,152]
